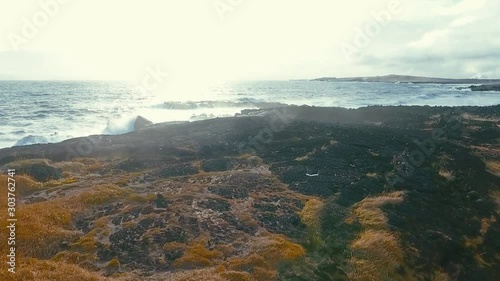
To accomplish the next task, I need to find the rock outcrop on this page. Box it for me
[470,84,500,91]
[133,115,153,131]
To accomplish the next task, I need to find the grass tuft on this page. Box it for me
[173,237,223,269]
[347,192,405,281]
[299,198,324,249]
[0,258,108,281]
[0,174,42,196]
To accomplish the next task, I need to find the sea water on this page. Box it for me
[0,80,499,149]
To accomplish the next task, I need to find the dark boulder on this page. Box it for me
[134,116,153,131]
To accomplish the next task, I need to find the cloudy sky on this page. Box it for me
[0,0,498,81]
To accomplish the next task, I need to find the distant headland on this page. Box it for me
[311,74,500,88]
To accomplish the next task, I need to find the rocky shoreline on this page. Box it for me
[470,84,500,91]
[0,105,499,281]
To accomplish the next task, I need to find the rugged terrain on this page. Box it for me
[0,105,499,281]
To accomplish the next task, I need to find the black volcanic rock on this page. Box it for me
[470,84,500,91]
[0,105,499,280]
[134,115,153,131]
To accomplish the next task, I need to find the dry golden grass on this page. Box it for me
[127,193,156,203]
[220,271,253,281]
[164,267,228,281]
[0,183,128,260]
[0,174,42,196]
[228,254,268,272]
[227,254,277,281]
[163,242,186,252]
[347,192,405,281]
[173,237,224,269]
[77,184,130,206]
[44,177,78,187]
[0,258,108,281]
[348,230,404,281]
[52,250,97,267]
[299,198,324,248]
[353,192,404,229]
[486,161,500,176]
[220,234,304,281]
[253,234,306,263]
[53,161,86,174]
[1,198,77,258]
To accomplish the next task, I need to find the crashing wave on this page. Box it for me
[14,135,49,146]
[160,100,288,110]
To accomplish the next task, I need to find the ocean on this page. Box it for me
[0,80,499,149]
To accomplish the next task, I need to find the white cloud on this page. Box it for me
[408,29,450,48]
[0,0,499,80]
[449,15,478,27]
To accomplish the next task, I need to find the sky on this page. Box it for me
[0,0,499,82]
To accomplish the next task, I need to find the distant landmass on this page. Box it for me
[312,74,500,85]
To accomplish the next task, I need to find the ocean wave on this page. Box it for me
[14,135,49,147]
[103,116,137,135]
[189,112,234,121]
[417,93,439,100]
[158,100,288,110]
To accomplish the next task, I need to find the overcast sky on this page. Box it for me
[0,0,498,81]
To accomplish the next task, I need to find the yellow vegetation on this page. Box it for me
[220,271,254,281]
[52,251,97,267]
[77,184,130,206]
[173,237,224,269]
[164,242,186,252]
[44,177,78,187]
[347,192,405,281]
[348,229,404,281]
[0,183,127,261]
[486,160,500,176]
[106,258,121,268]
[253,235,306,263]
[10,199,76,258]
[353,192,404,229]
[0,258,108,281]
[237,213,259,232]
[223,234,304,281]
[0,174,42,196]
[71,230,97,252]
[53,161,86,174]
[127,193,156,203]
[228,254,268,272]
[166,267,228,281]
[299,198,324,248]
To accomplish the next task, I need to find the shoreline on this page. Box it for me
[0,104,499,280]
[2,104,499,154]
